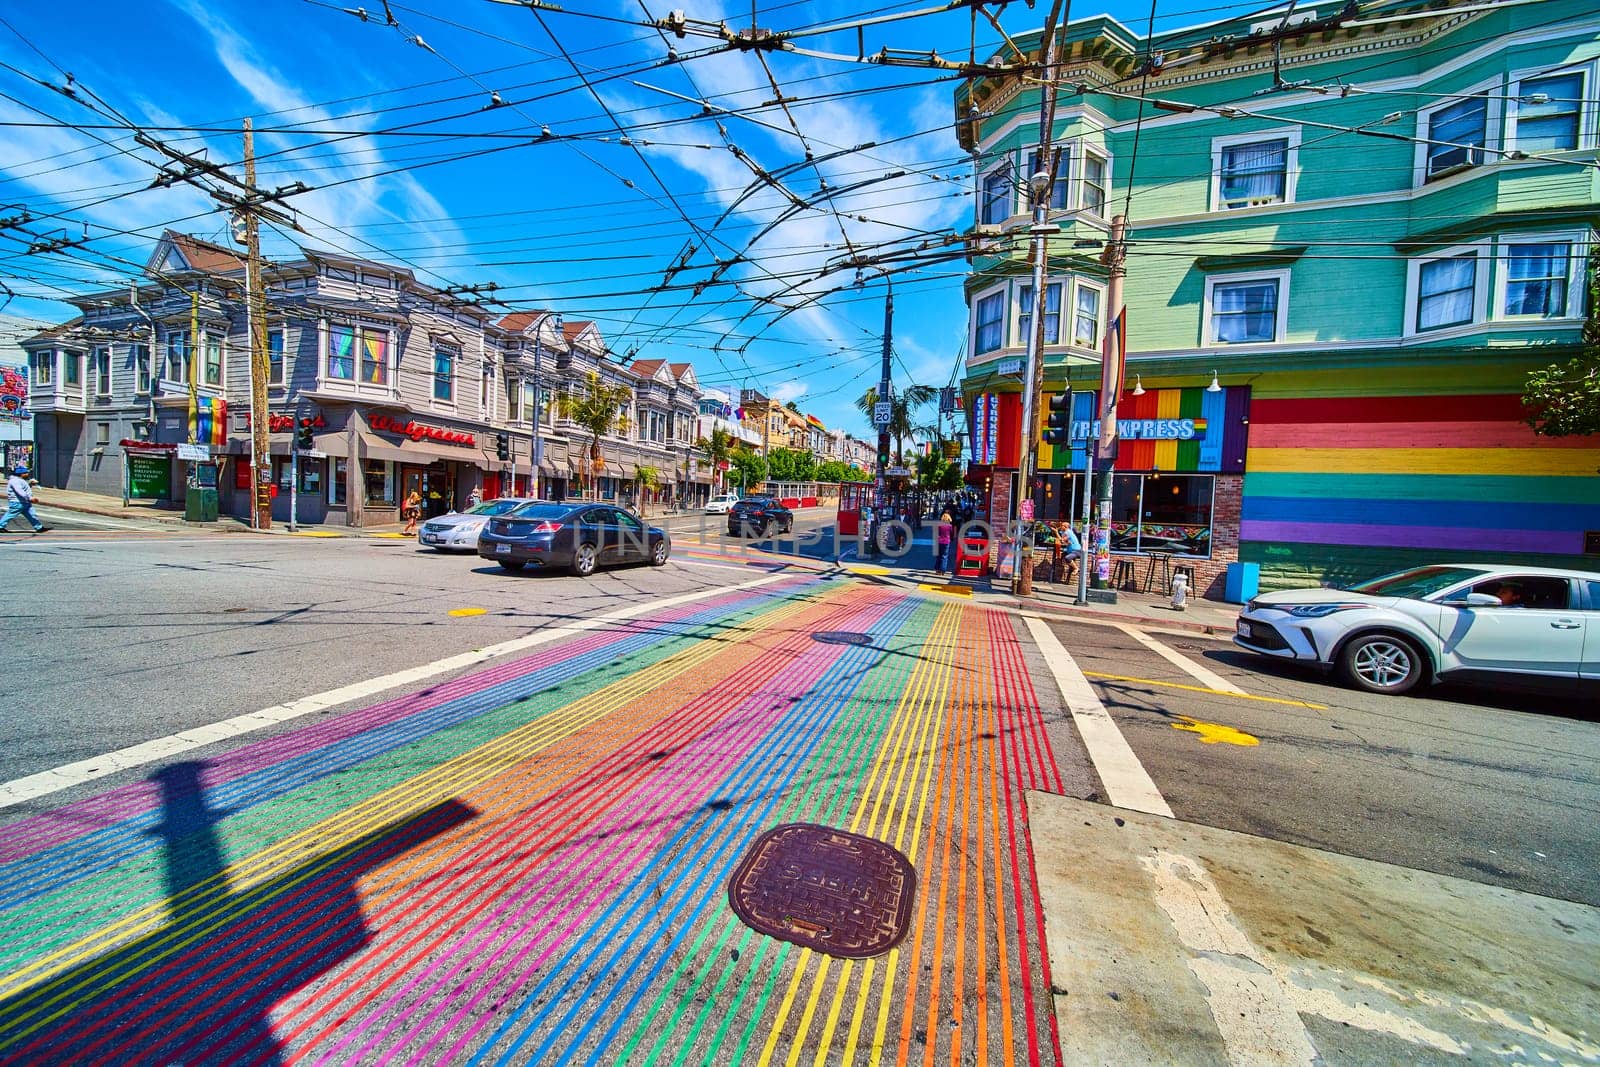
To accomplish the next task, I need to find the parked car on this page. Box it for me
[704,493,741,515]
[477,501,671,575]
[417,498,538,552]
[727,496,793,538]
[1233,564,1600,695]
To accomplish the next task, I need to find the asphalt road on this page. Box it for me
[1047,616,1600,907]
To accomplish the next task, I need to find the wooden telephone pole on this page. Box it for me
[244,119,271,530]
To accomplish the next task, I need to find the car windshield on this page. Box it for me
[507,502,570,520]
[467,499,525,516]
[1346,566,1488,599]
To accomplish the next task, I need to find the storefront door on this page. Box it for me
[422,466,454,517]
[401,467,425,518]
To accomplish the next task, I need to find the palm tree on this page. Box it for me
[558,371,635,492]
[635,465,659,515]
[855,384,936,464]
[698,426,733,493]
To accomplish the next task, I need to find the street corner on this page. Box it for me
[1024,792,1600,1066]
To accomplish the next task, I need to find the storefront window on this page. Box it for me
[364,459,395,506]
[1043,473,1214,557]
[330,459,347,505]
[300,459,322,495]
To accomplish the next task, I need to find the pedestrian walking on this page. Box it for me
[402,489,422,536]
[467,485,483,508]
[2,465,47,533]
[934,511,953,573]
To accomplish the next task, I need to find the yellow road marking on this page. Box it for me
[1082,670,1326,709]
[291,531,341,538]
[1172,715,1259,746]
[917,583,971,597]
[845,564,891,576]
[447,607,487,617]
[370,532,407,539]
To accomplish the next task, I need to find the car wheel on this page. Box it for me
[1337,633,1425,695]
[783,518,793,534]
[571,542,598,577]
[650,540,669,566]
[759,519,771,538]
[498,560,526,573]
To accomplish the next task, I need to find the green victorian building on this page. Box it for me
[957,0,1600,594]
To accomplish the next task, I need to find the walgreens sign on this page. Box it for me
[369,414,476,448]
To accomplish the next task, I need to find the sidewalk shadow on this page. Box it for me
[0,760,475,1064]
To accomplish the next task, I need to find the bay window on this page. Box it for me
[980,167,1012,225]
[202,333,223,387]
[1080,153,1107,216]
[1074,285,1101,348]
[326,324,389,384]
[1018,282,1063,345]
[1423,95,1488,179]
[1416,253,1478,331]
[1502,241,1573,318]
[1025,148,1070,209]
[1511,71,1584,153]
[165,331,188,383]
[975,291,1005,352]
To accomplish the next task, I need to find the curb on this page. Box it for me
[998,594,1236,636]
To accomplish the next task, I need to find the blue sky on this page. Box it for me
[0,0,1266,436]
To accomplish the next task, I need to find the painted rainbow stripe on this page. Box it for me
[0,578,1064,1067]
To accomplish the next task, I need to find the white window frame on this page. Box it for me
[1202,270,1291,346]
[32,349,53,386]
[1072,281,1104,350]
[92,345,111,398]
[1413,78,1501,187]
[267,329,286,388]
[164,330,188,385]
[972,284,1008,354]
[94,421,111,449]
[1492,231,1587,322]
[323,322,391,387]
[201,331,224,389]
[1507,62,1596,155]
[979,163,1014,226]
[1079,148,1109,217]
[1210,127,1301,212]
[506,375,523,421]
[433,346,458,406]
[131,342,151,395]
[1024,146,1070,211]
[1016,280,1064,346]
[1404,242,1490,338]
[63,348,83,389]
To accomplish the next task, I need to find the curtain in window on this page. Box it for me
[1504,243,1569,316]
[1026,150,1070,209]
[1516,73,1582,152]
[1417,256,1476,329]
[328,325,355,379]
[1426,98,1487,174]
[1018,284,1062,344]
[1074,288,1100,347]
[362,331,388,385]
[1219,140,1287,206]
[1081,157,1106,214]
[981,170,1011,225]
[976,293,1004,351]
[434,350,454,400]
[1211,281,1278,343]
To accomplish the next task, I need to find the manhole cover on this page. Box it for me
[727,823,915,960]
[811,631,874,646]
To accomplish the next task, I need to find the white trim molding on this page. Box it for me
[1201,269,1291,346]
[1404,241,1491,338]
[1209,126,1302,212]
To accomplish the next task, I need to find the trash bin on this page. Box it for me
[1224,561,1259,604]
[184,487,219,523]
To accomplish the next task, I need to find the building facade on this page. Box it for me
[958,0,1600,592]
[24,232,711,525]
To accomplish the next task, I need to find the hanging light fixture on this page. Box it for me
[1131,374,1145,396]
[1206,370,1222,393]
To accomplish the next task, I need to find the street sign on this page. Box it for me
[872,401,892,427]
[176,443,210,462]
[996,357,1024,377]
[297,449,327,458]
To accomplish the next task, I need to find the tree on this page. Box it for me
[1524,248,1600,437]
[634,465,659,515]
[558,372,635,487]
[855,384,936,464]
[815,459,852,483]
[728,446,767,492]
[767,446,816,483]
[697,426,734,492]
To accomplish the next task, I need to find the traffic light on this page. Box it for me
[495,432,510,461]
[1042,392,1072,446]
[295,419,315,451]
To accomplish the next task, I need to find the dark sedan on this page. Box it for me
[477,501,671,575]
[726,496,794,538]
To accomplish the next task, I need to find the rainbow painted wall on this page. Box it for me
[1040,386,1249,474]
[1241,391,1600,566]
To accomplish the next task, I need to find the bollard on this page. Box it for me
[1170,571,1188,611]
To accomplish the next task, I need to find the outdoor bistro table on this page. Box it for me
[1142,550,1175,593]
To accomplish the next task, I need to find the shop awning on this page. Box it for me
[309,429,485,467]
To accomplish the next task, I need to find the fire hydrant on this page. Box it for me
[1170,571,1188,611]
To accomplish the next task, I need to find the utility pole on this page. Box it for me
[876,279,893,503]
[1090,213,1129,589]
[531,334,544,497]
[244,118,271,530]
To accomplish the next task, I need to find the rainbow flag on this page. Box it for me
[195,396,227,447]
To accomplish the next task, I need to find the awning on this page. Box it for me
[311,429,485,467]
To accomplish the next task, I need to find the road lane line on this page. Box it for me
[1115,622,1248,695]
[1082,670,1326,709]
[1022,616,1172,818]
[0,573,794,810]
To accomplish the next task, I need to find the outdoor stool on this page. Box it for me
[1112,559,1136,589]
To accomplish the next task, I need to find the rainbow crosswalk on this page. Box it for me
[0,575,1064,1066]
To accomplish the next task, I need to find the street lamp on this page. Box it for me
[1011,167,1060,596]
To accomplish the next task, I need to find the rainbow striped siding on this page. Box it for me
[1241,394,1600,557]
[1041,386,1248,473]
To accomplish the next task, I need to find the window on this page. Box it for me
[1417,253,1478,331]
[1467,575,1574,610]
[1080,152,1107,216]
[327,324,388,384]
[481,366,494,414]
[363,459,395,506]
[1512,71,1583,152]
[330,458,347,506]
[980,166,1012,225]
[506,377,522,421]
[64,350,82,387]
[202,333,223,387]
[1502,241,1571,317]
[434,348,455,402]
[267,330,285,387]
[975,291,1005,352]
[327,325,355,380]
[32,351,52,386]
[1423,95,1488,179]
[1074,285,1101,348]
[165,331,188,383]
[1206,275,1285,344]
[299,458,321,495]
[1053,473,1214,557]
[1017,282,1063,345]
[92,346,111,397]
[94,422,110,448]
[360,329,388,385]
[1217,137,1289,208]
[1025,148,1070,209]
[132,343,151,394]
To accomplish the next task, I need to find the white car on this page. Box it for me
[704,494,741,515]
[418,498,540,552]
[1233,564,1600,695]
